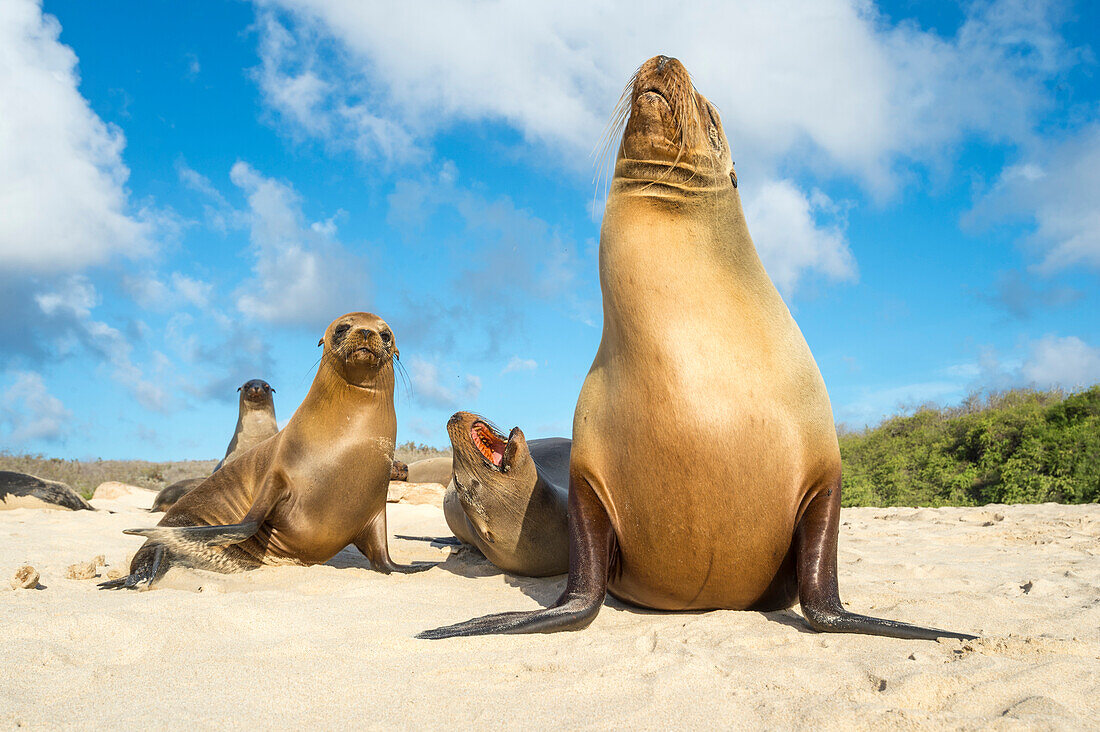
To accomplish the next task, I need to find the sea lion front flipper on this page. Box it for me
[97,543,168,591]
[796,477,977,641]
[418,474,613,639]
[353,513,438,574]
[122,521,260,548]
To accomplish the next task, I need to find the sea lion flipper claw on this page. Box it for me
[797,480,978,641]
[122,521,260,548]
[418,474,612,639]
[97,544,167,591]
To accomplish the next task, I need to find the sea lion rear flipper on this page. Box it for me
[97,544,168,591]
[796,478,977,641]
[418,474,613,639]
[122,521,260,548]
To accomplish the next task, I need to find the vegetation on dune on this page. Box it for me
[0,454,218,499]
[839,386,1100,507]
[393,442,451,464]
[0,442,451,499]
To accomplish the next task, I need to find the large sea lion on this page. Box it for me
[443,412,569,577]
[215,379,278,471]
[421,56,974,640]
[0,471,91,511]
[151,379,278,512]
[101,312,432,589]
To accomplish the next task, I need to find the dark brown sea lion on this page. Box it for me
[101,312,432,590]
[443,412,569,577]
[390,460,409,481]
[215,379,278,471]
[0,471,91,511]
[421,56,975,641]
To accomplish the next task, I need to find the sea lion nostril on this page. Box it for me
[656,55,670,71]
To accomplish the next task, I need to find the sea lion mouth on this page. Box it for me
[640,88,671,109]
[470,421,508,470]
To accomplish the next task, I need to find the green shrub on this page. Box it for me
[839,386,1100,507]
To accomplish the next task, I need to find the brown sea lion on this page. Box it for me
[421,56,974,640]
[100,312,433,590]
[151,379,279,513]
[405,457,452,485]
[215,379,278,471]
[443,412,569,577]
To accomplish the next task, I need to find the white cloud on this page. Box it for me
[968,125,1100,273]
[407,356,481,409]
[124,272,213,311]
[0,371,72,444]
[0,0,151,273]
[251,0,1074,189]
[742,180,856,294]
[501,356,537,375]
[1021,336,1100,389]
[230,161,370,327]
[32,276,173,412]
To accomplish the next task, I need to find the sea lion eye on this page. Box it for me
[380,330,391,344]
[334,323,351,338]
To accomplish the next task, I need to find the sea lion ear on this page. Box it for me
[237,386,242,392]
[393,347,400,360]
[317,337,325,347]
[501,427,525,473]
[270,388,275,393]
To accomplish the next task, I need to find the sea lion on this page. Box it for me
[405,457,453,486]
[421,56,975,640]
[151,478,204,513]
[214,379,278,471]
[151,379,279,513]
[390,460,409,481]
[443,412,569,577]
[0,471,91,511]
[100,312,433,590]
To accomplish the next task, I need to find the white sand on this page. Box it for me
[1,494,1097,729]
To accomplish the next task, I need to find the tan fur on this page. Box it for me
[571,57,841,611]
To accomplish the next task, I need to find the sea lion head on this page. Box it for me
[237,379,274,407]
[318,312,399,388]
[612,55,736,195]
[446,411,535,546]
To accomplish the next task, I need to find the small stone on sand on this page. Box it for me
[11,565,39,590]
[66,561,97,580]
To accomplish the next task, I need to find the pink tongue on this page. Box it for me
[491,448,503,466]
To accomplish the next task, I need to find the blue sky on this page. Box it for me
[1,0,1098,460]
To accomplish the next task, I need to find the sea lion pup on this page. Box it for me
[214,379,278,472]
[421,56,975,640]
[443,412,569,577]
[152,380,279,513]
[101,312,433,590]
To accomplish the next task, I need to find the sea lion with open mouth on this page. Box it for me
[443,412,569,577]
[101,312,433,589]
[420,56,975,641]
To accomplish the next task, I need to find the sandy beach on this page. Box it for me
[1,492,1097,729]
